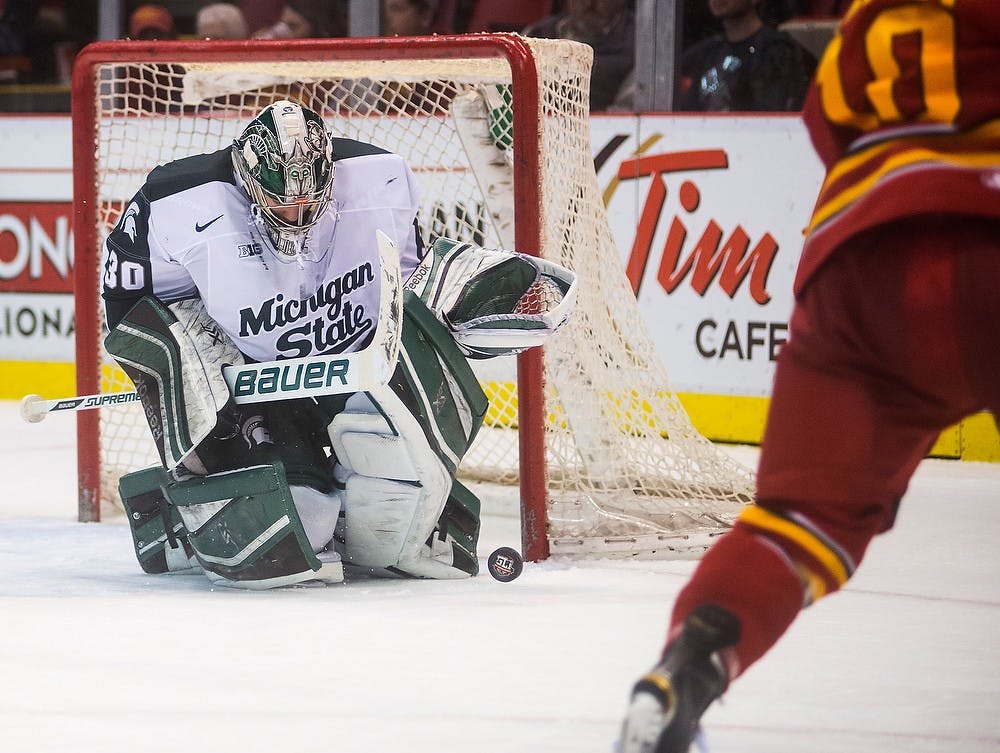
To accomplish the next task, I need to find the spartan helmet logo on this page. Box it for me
[305,118,327,153]
[231,100,335,255]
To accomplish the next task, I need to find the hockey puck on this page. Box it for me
[487,547,523,582]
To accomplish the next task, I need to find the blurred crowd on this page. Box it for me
[0,0,846,112]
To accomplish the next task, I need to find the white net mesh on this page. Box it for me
[81,37,753,556]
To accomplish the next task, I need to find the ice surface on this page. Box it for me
[1,401,998,752]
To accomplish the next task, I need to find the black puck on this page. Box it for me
[487,547,523,582]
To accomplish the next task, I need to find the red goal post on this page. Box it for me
[72,34,754,561]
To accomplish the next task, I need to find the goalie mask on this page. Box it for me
[232,100,335,256]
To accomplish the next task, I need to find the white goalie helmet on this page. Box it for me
[232,99,335,255]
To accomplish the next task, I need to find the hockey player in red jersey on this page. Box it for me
[617,1,1000,750]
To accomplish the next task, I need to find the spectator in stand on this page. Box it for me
[239,0,283,33]
[427,0,458,32]
[128,3,176,40]
[1,0,31,82]
[196,3,249,39]
[676,0,816,111]
[682,0,722,48]
[252,0,347,39]
[449,0,477,32]
[123,4,180,114]
[523,0,635,112]
[21,0,78,85]
[382,0,441,37]
[463,0,551,33]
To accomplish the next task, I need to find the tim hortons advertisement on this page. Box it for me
[0,201,75,362]
[592,114,823,397]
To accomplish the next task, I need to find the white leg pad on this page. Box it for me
[339,475,422,568]
[329,388,451,572]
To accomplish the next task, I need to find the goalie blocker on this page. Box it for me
[113,237,576,588]
[104,296,246,474]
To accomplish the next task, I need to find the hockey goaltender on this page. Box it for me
[101,99,576,589]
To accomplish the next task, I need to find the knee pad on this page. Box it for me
[164,463,343,589]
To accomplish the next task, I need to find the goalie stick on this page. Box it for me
[449,87,515,249]
[21,230,404,424]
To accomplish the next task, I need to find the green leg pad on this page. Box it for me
[164,463,332,588]
[119,465,197,574]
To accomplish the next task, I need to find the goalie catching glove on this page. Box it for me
[403,237,577,359]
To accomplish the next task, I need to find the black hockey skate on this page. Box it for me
[617,604,741,753]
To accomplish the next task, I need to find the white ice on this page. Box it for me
[1,400,998,753]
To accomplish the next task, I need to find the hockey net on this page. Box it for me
[72,35,753,559]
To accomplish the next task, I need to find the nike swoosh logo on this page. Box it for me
[195,214,224,232]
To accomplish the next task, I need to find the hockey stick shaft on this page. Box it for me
[20,390,141,422]
[20,348,387,423]
[19,352,374,421]
[449,89,515,249]
[21,230,404,424]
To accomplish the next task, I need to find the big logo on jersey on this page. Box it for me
[238,261,376,358]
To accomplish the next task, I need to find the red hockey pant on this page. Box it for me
[671,214,1000,675]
